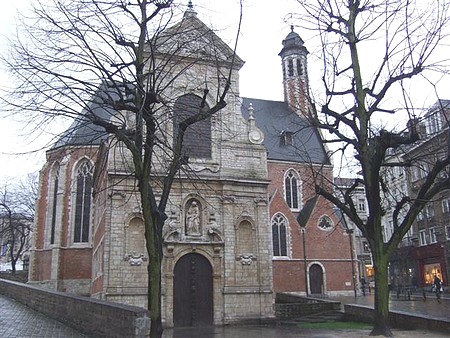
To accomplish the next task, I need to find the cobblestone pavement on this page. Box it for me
[0,294,86,338]
[1,292,449,337]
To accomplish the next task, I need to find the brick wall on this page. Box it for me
[0,279,150,337]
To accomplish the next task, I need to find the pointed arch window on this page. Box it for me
[285,170,301,209]
[173,94,211,159]
[73,160,93,243]
[49,163,60,245]
[272,213,288,257]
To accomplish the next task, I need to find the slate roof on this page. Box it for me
[241,97,329,164]
[52,85,118,149]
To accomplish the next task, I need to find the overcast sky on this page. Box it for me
[0,0,448,181]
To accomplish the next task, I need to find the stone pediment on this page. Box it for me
[152,11,244,69]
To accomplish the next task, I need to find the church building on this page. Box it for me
[29,5,354,328]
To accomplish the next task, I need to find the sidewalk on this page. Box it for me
[0,294,86,338]
[1,291,449,338]
[330,291,450,322]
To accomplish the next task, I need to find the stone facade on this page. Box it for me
[29,6,354,329]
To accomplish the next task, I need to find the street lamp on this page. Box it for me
[346,228,358,297]
[301,226,308,297]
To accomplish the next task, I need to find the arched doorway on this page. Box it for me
[173,253,213,327]
[309,264,324,295]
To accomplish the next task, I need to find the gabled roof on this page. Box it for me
[154,10,244,69]
[241,97,329,164]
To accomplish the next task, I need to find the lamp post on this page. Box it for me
[301,226,308,297]
[347,228,357,297]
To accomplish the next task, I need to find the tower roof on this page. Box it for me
[279,25,308,57]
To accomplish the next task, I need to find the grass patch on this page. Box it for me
[297,321,372,330]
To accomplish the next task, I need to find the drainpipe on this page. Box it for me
[301,227,308,297]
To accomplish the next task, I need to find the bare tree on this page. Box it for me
[293,0,450,336]
[1,1,242,336]
[0,177,36,274]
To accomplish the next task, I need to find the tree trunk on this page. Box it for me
[140,185,164,337]
[371,252,392,337]
[148,249,163,338]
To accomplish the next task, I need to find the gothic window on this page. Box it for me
[318,215,333,231]
[49,163,60,245]
[272,213,288,257]
[73,160,93,243]
[296,59,303,76]
[287,59,294,77]
[173,94,211,159]
[284,170,300,209]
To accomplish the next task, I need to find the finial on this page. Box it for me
[248,103,255,120]
[290,13,294,31]
[185,0,197,16]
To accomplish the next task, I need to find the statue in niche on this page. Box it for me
[186,200,201,236]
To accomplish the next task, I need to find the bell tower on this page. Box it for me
[279,25,309,116]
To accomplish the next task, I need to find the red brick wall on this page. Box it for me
[30,250,52,281]
[268,161,353,293]
[59,248,92,279]
[32,146,99,285]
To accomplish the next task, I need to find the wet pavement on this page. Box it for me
[0,294,86,337]
[1,292,449,337]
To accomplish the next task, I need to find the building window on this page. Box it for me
[280,130,294,146]
[446,226,450,240]
[442,198,450,214]
[426,204,435,219]
[73,160,93,243]
[419,230,427,246]
[417,210,424,221]
[272,213,288,257]
[358,199,365,212]
[426,111,442,135]
[429,227,437,244]
[424,263,442,285]
[49,163,60,245]
[411,166,420,182]
[173,94,211,159]
[287,59,294,77]
[296,59,303,76]
[318,215,333,231]
[284,170,300,210]
[363,241,370,253]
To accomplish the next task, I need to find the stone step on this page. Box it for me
[295,310,345,323]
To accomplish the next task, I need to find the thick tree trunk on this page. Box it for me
[140,183,164,338]
[371,253,392,337]
[148,251,163,338]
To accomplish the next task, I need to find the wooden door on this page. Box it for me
[173,253,213,327]
[309,264,324,294]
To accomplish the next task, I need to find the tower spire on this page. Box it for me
[279,27,310,117]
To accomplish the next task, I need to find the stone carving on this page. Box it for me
[124,253,147,266]
[186,200,201,236]
[237,254,256,265]
[163,206,181,242]
[207,213,224,242]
